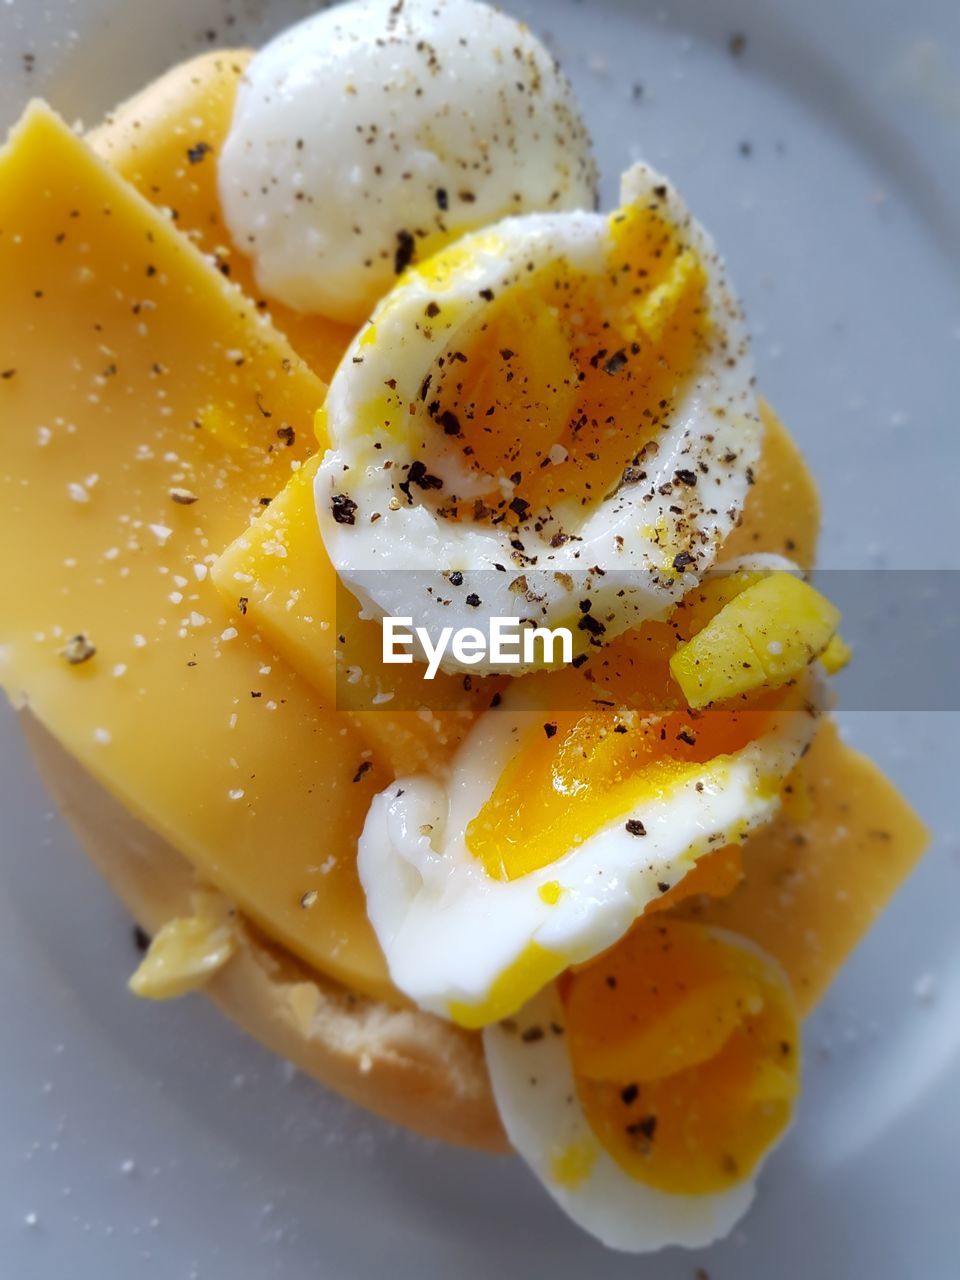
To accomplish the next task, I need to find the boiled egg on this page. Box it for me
[484,918,800,1252]
[357,671,825,1027]
[219,0,597,324]
[316,163,761,673]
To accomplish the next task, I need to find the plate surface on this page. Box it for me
[1,1,959,1276]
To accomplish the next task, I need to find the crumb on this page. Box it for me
[60,633,96,665]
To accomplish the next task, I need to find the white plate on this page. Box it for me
[1,1,959,1276]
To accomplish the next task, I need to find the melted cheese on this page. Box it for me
[0,102,394,1002]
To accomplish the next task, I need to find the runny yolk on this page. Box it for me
[421,203,709,525]
[464,706,770,881]
[563,918,799,1195]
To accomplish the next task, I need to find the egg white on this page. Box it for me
[316,163,761,674]
[357,673,826,1024]
[483,947,796,1253]
[219,0,597,324]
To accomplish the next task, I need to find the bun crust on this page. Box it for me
[22,712,507,1153]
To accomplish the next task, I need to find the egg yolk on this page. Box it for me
[563,919,799,1195]
[416,201,709,526]
[464,562,823,883]
[671,572,841,710]
[465,705,771,881]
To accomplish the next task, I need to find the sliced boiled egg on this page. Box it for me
[316,163,761,673]
[357,671,825,1027]
[483,918,800,1252]
[219,0,597,325]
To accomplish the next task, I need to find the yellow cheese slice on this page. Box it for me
[0,101,394,1002]
[87,49,356,383]
[723,400,820,570]
[211,453,501,776]
[680,719,928,1013]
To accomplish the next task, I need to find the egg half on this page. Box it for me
[316,163,761,674]
[219,0,597,324]
[484,918,800,1252]
[357,670,825,1027]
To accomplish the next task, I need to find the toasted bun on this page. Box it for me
[21,712,507,1152]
